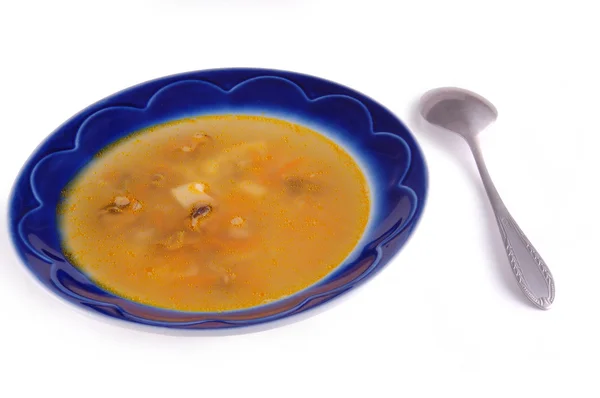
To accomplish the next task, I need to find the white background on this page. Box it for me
[1,1,599,397]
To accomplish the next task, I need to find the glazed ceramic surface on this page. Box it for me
[9,68,428,329]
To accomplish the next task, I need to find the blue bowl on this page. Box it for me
[8,68,428,329]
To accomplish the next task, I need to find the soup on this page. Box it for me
[59,115,370,312]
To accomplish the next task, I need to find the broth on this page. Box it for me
[59,115,370,312]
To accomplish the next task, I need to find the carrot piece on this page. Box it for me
[277,157,305,176]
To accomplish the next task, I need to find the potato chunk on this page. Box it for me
[171,182,214,208]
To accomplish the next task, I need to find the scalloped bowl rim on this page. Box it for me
[8,68,428,329]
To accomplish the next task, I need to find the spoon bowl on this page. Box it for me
[420,87,498,141]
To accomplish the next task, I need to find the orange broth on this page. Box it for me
[59,115,370,312]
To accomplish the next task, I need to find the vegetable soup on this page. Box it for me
[59,115,370,312]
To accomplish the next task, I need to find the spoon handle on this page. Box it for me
[467,138,555,309]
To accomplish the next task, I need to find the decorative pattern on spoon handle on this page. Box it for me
[496,214,555,309]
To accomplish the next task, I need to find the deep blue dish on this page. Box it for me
[8,68,428,329]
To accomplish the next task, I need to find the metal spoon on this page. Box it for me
[419,87,555,310]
